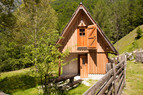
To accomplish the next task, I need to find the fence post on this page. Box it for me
[112,58,117,95]
[58,60,61,76]
[140,49,143,63]
[121,54,126,87]
[140,53,141,62]
[142,52,143,63]
[117,54,119,63]
[124,54,127,87]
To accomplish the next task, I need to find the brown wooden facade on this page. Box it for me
[57,3,118,78]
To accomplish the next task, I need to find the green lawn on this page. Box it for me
[0,68,41,94]
[68,79,97,95]
[2,61,143,95]
[12,86,42,95]
[123,61,143,95]
[0,64,61,95]
[68,84,90,95]
[114,25,143,54]
[0,68,30,79]
[0,67,97,95]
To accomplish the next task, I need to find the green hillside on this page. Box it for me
[114,25,143,54]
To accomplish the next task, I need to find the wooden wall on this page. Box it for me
[96,53,108,74]
[88,31,109,74]
[59,10,92,53]
[88,52,108,74]
[63,54,78,75]
[61,10,109,75]
[88,51,97,74]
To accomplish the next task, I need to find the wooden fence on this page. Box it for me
[83,55,126,95]
[135,51,143,63]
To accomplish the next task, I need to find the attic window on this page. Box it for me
[80,29,85,36]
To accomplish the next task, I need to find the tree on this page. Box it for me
[52,0,143,44]
[51,0,98,33]
[136,27,143,39]
[92,0,113,39]
[0,0,22,72]
[0,0,16,30]
[92,0,132,44]
[13,0,69,94]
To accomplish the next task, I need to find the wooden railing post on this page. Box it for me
[140,50,141,62]
[142,52,143,63]
[117,54,119,63]
[141,49,143,63]
[112,58,117,95]
[58,58,61,76]
[124,54,127,87]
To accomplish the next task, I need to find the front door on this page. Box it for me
[80,55,88,78]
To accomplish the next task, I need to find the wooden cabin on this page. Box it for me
[57,3,118,78]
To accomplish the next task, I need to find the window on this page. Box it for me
[80,29,85,36]
[82,58,85,64]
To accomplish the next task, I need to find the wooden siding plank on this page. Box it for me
[97,53,108,74]
[88,51,97,74]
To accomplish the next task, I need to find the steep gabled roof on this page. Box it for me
[57,2,118,54]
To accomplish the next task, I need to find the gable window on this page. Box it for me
[80,29,85,36]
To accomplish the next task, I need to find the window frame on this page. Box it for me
[79,28,85,36]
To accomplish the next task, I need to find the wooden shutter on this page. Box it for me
[87,25,97,48]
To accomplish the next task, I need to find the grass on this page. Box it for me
[0,67,97,95]
[114,25,143,54]
[123,61,143,95]
[12,86,42,95]
[0,65,60,94]
[68,84,90,95]
[1,61,143,95]
[136,36,143,49]
[68,79,97,95]
[0,68,30,79]
[0,68,41,94]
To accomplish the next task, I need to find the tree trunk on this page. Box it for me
[44,75,47,93]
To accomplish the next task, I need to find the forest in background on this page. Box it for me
[0,0,143,72]
[51,0,143,43]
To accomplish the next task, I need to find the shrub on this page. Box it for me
[136,27,143,39]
